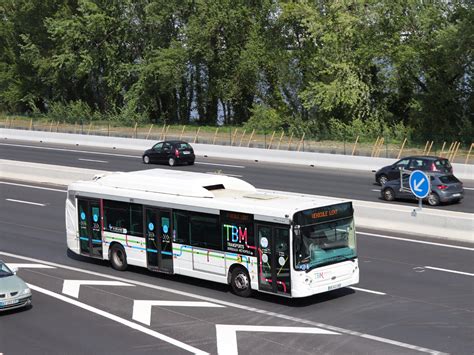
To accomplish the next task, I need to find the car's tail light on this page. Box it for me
[174,149,180,158]
[437,185,448,190]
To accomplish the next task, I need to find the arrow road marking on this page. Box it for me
[133,300,225,326]
[216,324,339,355]
[413,178,425,192]
[6,263,55,269]
[28,283,208,354]
[62,280,133,298]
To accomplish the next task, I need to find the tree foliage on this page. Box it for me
[1,0,472,141]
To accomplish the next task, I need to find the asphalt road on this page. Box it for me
[0,182,473,354]
[1,140,473,213]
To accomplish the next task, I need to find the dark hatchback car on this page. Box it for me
[374,156,453,185]
[142,141,195,166]
[381,173,463,206]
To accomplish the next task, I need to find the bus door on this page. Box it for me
[145,207,173,273]
[77,198,102,258]
[257,224,291,296]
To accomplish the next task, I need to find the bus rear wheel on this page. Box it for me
[230,267,252,297]
[110,244,128,271]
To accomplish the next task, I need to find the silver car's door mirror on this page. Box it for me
[10,266,18,274]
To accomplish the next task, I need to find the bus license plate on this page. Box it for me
[0,299,19,306]
[328,283,341,291]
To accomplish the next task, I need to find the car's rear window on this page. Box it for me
[435,159,451,168]
[439,175,459,184]
[176,143,192,150]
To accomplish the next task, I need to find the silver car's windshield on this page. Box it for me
[0,262,14,277]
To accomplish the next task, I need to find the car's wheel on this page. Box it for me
[382,187,396,201]
[168,157,176,166]
[427,192,440,206]
[110,244,128,271]
[230,267,252,297]
[378,174,388,185]
[143,155,150,164]
[188,160,195,165]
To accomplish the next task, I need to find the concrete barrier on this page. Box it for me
[1,159,472,243]
[2,128,473,180]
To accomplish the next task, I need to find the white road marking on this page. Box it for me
[196,161,245,168]
[0,181,66,192]
[6,263,55,269]
[62,280,134,298]
[27,283,208,355]
[206,172,243,178]
[133,300,225,326]
[358,231,474,251]
[424,266,474,277]
[216,324,339,355]
[0,143,139,158]
[1,251,445,355]
[5,198,45,206]
[78,158,108,163]
[463,187,474,191]
[349,287,386,295]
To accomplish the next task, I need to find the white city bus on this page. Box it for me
[66,169,358,298]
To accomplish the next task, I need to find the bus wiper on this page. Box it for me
[320,240,347,250]
[305,255,355,272]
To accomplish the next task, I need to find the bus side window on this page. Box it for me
[173,211,190,244]
[190,213,221,250]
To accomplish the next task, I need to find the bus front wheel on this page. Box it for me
[110,244,128,271]
[230,267,252,297]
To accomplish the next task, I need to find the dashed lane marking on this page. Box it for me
[358,231,474,251]
[0,181,66,192]
[350,287,386,295]
[78,158,108,163]
[424,266,474,277]
[5,198,45,206]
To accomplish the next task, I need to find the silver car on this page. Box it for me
[381,173,464,206]
[0,260,32,311]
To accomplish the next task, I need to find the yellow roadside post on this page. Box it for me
[268,131,276,149]
[231,128,238,146]
[288,132,293,150]
[179,125,186,140]
[297,132,305,152]
[146,124,154,140]
[277,131,284,150]
[465,143,473,164]
[451,142,461,162]
[212,127,219,145]
[371,137,380,157]
[422,140,429,155]
[397,138,407,159]
[439,141,446,157]
[247,129,255,148]
[194,127,201,143]
[239,129,246,147]
[426,141,434,156]
[351,135,359,156]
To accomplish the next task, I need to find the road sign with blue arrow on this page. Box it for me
[409,170,430,199]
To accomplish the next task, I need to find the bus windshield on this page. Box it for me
[294,217,356,271]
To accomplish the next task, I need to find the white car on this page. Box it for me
[0,260,32,311]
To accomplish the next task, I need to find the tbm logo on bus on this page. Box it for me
[223,224,248,243]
